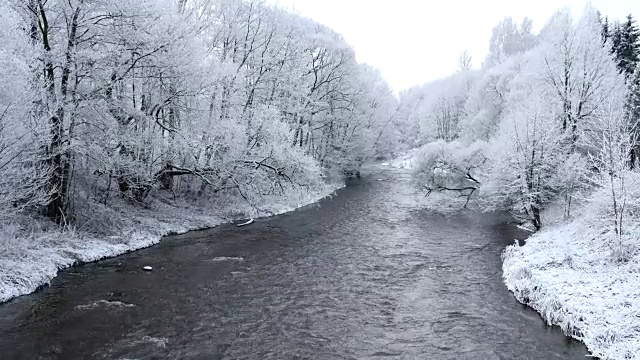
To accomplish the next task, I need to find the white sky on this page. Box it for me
[275,0,640,92]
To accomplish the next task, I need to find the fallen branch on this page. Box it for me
[239,159,292,183]
[423,185,478,208]
[155,164,213,185]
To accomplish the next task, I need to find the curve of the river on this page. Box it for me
[0,165,588,359]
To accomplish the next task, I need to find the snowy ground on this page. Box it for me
[0,182,342,304]
[503,216,640,360]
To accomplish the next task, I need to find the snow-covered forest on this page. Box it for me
[0,0,401,302]
[401,8,639,232]
[0,0,401,223]
[397,7,640,359]
[2,0,640,358]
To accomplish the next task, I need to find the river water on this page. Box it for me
[0,165,588,359]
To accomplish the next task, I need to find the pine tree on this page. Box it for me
[611,15,640,77]
[627,67,640,167]
[600,14,610,43]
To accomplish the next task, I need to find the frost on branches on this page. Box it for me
[0,0,401,303]
[396,5,640,358]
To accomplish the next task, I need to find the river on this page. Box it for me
[0,165,588,359]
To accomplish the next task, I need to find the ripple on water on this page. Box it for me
[0,166,589,359]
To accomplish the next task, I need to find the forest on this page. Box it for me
[0,0,400,226]
[402,8,640,235]
[0,0,404,303]
[396,7,640,358]
[1,0,640,358]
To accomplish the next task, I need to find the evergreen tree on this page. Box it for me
[611,21,623,55]
[627,67,640,167]
[600,13,610,43]
[611,15,640,77]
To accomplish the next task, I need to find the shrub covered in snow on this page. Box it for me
[411,140,485,208]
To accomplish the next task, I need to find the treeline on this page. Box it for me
[0,0,400,224]
[402,6,640,239]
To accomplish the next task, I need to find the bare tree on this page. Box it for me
[458,50,473,72]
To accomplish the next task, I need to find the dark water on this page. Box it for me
[0,166,588,359]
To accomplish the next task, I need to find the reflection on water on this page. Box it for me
[0,166,588,359]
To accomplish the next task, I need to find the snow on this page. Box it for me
[394,140,640,358]
[0,182,343,304]
[236,219,254,227]
[76,300,137,311]
[389,149,419,170]
[516,224,536,232]
[503,216,640,359]
[137,336,168,348]
[209,256,244,262]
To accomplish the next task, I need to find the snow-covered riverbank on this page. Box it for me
[389,149,639,359]
[503,217,640,359]
[0,183,342,304]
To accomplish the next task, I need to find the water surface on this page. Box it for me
[0,166,588,359]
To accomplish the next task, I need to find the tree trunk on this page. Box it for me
[530,204,542,230]
[37,1,78,223]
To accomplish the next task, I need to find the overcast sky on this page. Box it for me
[274,0,640,92]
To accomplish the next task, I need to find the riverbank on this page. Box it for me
[0,183,342,304]
[390,149,638,359]
[503,216,640,359]
[0,164,589,359]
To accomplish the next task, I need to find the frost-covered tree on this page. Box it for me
[0,0,396,226]
[460,55,522,141]
[458,50,473,72]
[397,72,474,144]
[412,140,485,208]
[482,85,566,229]
[586,101,634,240]
[539,7,625,146]
[484,17,537,68]
[403,6,628,229]
[0,2,52,218]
